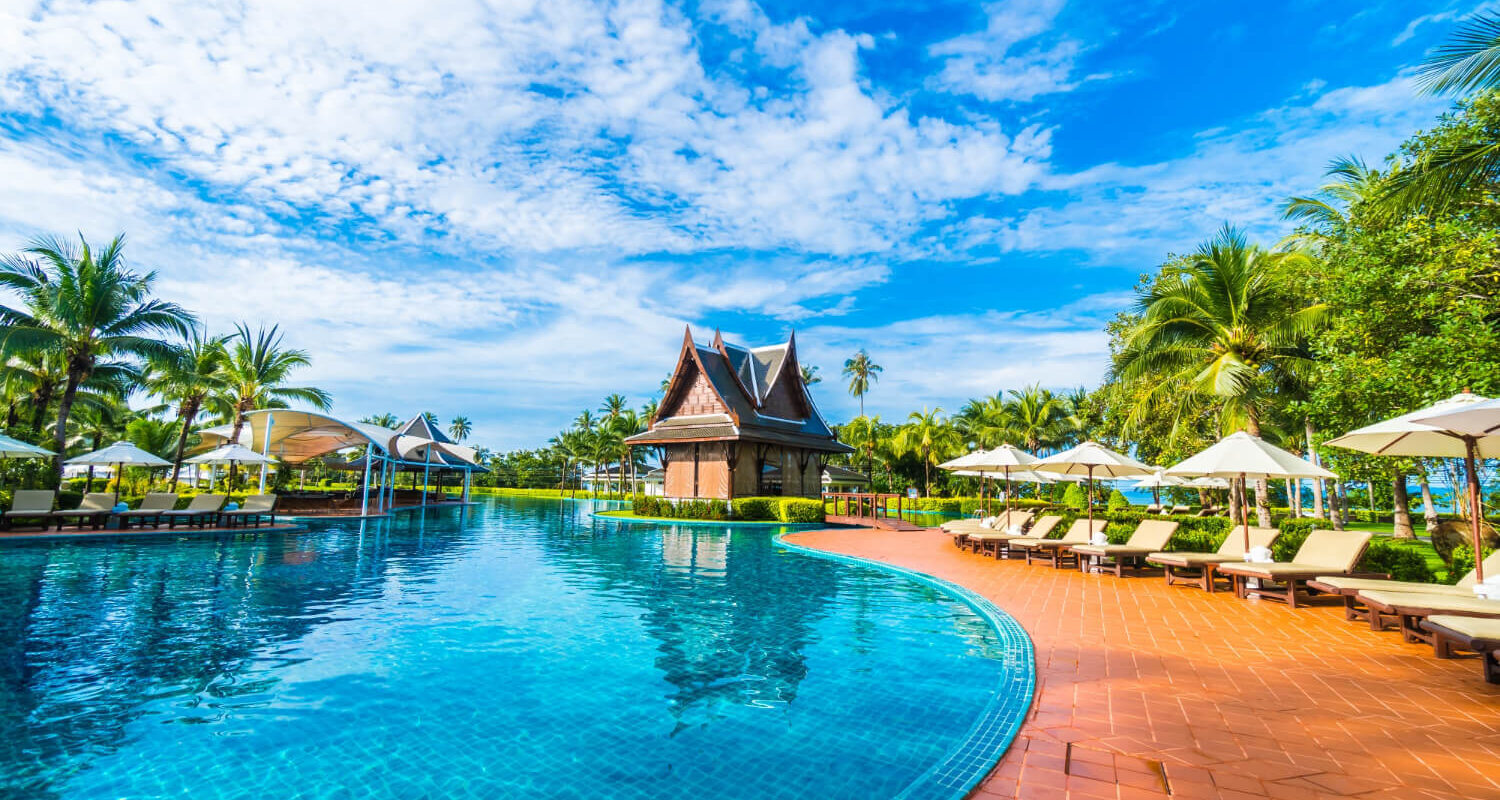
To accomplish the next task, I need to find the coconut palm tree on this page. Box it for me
[575,410,597,432]
[146,330,229,489]
[0,233,195,478]
[842,350,882,418]
[449,415,472,442]
[843,414,882,478]
[215,323,331,483]
[1115,225,1327,524]
[639,398,659,421]
[1004,384,1065,453]
[1279,156,1385,251]
[801,364,821,385]
[610,410,644,496]
[589,425,623,497]
[896,407,959,497]
[1377,12,1500,213]
[362,412,400,429]
[66,398,128,492]
[549,429,584,494]
[599,394,627,421]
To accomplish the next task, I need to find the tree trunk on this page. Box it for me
[1419,467,1439,532]
[52,370,82,482]
[30,387,53,435]
[1227,481,1240,522]
[1392,470,1414,539]
[168,398,201,491]
[1306,419,1324,520]
[227,404,250,487]
[1254,479,1270,527]
[1335,483,1349,529]
[1287,478,1300,517]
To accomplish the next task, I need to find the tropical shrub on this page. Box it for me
[1061,483,1087,510]
[734,497,779,521]
[1106,489,1131,512]
[1357,539,1435,583]
[780,498,825,523]
[1446,544,1494,585]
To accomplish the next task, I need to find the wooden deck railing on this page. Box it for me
[823,492,906,523]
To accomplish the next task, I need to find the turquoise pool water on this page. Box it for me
[0,497,1030,799]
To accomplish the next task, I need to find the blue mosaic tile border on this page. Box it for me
[773,533,1036,800]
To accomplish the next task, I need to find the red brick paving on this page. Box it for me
[784,527,1500,800]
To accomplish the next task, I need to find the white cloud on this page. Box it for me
[927,0,1089,103]
[1391,11,1459,47]
[0,0,1050,258]
[798,292,1120,424]
[953,71,1449,262]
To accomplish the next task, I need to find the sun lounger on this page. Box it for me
[220,494,278,528]
[1352,589,1500,647]
[1308,550,1500,629]
[949,511,1032,549]
[963,511,1035,552]
[1420,615,1500,684]
[1009,518,1106,568]
[160,494,226,529]
[1168,505,1190,515]
[1070,519,1180,577]
[116,493,180,528]
[3,490,56,530]
[48,492,116,530]
[968,514,1060,558]
[1146,527,1280,592]
[1144,504,1162,514]
[1219,529,1376,609]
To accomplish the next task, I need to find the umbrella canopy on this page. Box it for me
[1325,392,1500,458]
[1185,476,1232,489]
[1035,441,1153,526]
[940,444,1040,513]
[1168,431,1336,552]
[1133,469,1185,489]
[1342,391,1500,584]
[66,441,170,467]
[185,443,277,465]
[1035,441,1154,479]
[0,433,54,459]
[66,441,171,502]
[1166,432,1336,482]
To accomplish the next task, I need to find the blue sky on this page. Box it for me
[0,0,1469,448]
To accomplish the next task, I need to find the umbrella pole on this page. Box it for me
[1087,466,1095,530]
[1466,438,1486,584]
[1005,467,1012,516]
[1240,472,1250,554]
[114,462,122,504]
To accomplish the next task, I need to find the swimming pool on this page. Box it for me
[0,497,1032,799]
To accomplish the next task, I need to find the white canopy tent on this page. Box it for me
[195,410,484,514]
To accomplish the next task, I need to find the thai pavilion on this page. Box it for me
[625,328,852,500]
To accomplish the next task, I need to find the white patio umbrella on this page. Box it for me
[0,433,54,459]
[1328,391,1500,583]
[66,441,171,502]
[1185,476,1232,489]
[1035,441,1154,528]
[1167,431,1336,553]
[186,444,277,491]
[941,444,1039,514]
[1133,468,1184,506]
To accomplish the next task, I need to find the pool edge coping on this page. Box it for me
[773,531,1037,800]
[590,510,830,528]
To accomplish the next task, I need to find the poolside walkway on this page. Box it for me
[784,527,1500,800]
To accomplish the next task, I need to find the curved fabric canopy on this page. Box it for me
[198,410,400,464]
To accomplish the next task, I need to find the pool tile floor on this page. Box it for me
[785,527,1500,800]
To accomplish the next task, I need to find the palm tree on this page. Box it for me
[844,414,882,478]
[362,412,400,429]
[549,429,584,494]
[1279,156,1385,251]
[146,330,229,489]
[599,394,627,421]
[589,425,622,497]
[449,415,472,442]
[610,410,644,496]
[842,350,882,418]
[1115,225,1327,524]
[1004,384,1065,453]
[575,410,597,432]
[67,398,128,491]
[216,323,331,483]
[640,398,659,421]
[896,407,959,497]
[1376,13,1500,213]
[0,233,195,478]
[801,364,821,385]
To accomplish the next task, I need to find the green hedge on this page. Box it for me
[631,495,825,524]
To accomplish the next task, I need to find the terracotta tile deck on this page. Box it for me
[784,527,1500,800]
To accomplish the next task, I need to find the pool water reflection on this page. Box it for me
[0,497,1027,799]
